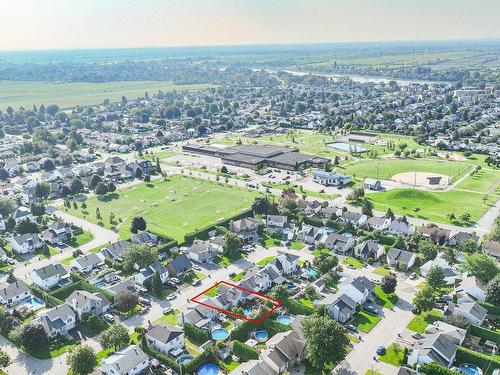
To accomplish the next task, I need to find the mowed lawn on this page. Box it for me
[368,188,498,225]
[0,80,214,110]
[67,175,261,242]
[457,168,499,193]
[340,158,472,182]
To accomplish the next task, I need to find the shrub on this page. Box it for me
[232,341,259,360]
[455,346,500,374]
[184,323,210,344]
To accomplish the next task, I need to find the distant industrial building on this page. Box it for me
[182,143,326,170]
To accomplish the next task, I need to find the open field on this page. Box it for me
[340,158,472,182]
[67,175,261,242]
[457,169,499,193]
[0,80,214,110]
[368,188,498,225]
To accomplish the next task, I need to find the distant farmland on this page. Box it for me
[0,80,213,110]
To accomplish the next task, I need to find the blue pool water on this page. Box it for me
[305,268,320,278]
[176,354,194,364]
[343,232,353,237]
[459,364,482,375]
[255,330,269,342]
[277,316,292,325]
[198,364,220,375]
[211,328,229,341]
[243,308,253,316]
[26,296,45,309]
[94,281,107,288]
[327,142,368,153]
[325,227,335,234]
[287,283,297,290]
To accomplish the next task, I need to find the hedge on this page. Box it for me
[282,298,315,315]
[50,273,114,303]
[183,346,219,375]
[420,363,461,375]
[28,285,64,307]
[184,323,210,344]
[232,340,259,361]
[140,337,180,372]
[303,216,324,228]
[184,208,253,244]
[455,346,500,375]
[468,325,500,343]
[479,301,500,316]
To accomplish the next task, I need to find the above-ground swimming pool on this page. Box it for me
[198,364,220,375]
[327,142,368,153]
[459,364,483,375]
[277,315,292,325]
[211,328,229,341]
[176,354,194,364]
[255,330,269,342]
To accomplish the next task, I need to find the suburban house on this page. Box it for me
[178,305,214,328]
[40,221,72,246]
[131,231,158,246]
[229,217,260,243]
[354,240,384,261]
[187,239,219,263]
[387,220,412,237]
[273,251,300,275]
[407,333,459,368]
[145,323,185,355]
[266,215,293,238]
[386,248,416,270]
[259,330,306,374]
[11,208,34,225]
[455,275,486,303]
[317,293,357,323]
[444,301,487,325]
[33,304,77,338]
[364,178,382,191]
[448,231,479,247]
[425,322,467,346]
[135,262,169,286]
[101,345,149,375]
[11,233,43,254]
[65,290,111,319]
[312,171,352,187]
[482,240,500,259]
[365,216,391,231]
[70,253,104,273]
[100,240,131,260]
[106,279,140,296]
[418,225,451,245]
[420,255,458,285]
[0,280,32,307]
[324,233,355,254]
[165,255,192,277]
[297,224,325,245]
[338,212,367,227]
[31,264,69,290]
[339,276,375,305]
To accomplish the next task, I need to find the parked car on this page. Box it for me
[371,278,381,284]
[376,346,386,355]
[166,294,176,301]
[347,264,356,270]
[192,264,201,271]
[411,333,424,340]
[163,306,173,314]
[363,305,379,315]
[104,313,114,323]
[192,280,201,287]
[409,272,417,280]
[346,324,358,332]
[171,278,180,284]
[229,272,236,278]
[139,297,151,306]
[6,259,15,265]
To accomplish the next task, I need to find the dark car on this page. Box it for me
[364,305,379,315]
[346,324,358,333]
[376,346,386,355]
[229,272,236,278]
[192,280,202,287]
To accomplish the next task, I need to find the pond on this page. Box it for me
[327,142,368,153]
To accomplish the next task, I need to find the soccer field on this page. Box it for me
[67,175,261,242]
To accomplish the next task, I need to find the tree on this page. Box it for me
[426,266,446,290]
[418,239,438,262]
[99,324,130,350]
[90,174,102,189]
[361,198,373,217]
[17,219,38,234]
[151,272,163,295]
[95,182,109,196]
[30,202,45,216]
[393,236,406,249]
[413,286,435,313]
[114,291,138,312]
[252,197,276,216]
[385,208,395,220]
[0,197,15,218]
[70,178,84,194]
[0,348,10,369]
[458,238,478,253]
[18,323,48,352]
[130,216,146,234]
[223,233,243,258]
[463,253,499,283]
[66,344,96,375]
[486,275,500,305]
[313,253,339,275]
[0,168,9,181]
[274,284,288,300]
[381,275,397,294]
[220,165,228,174]
[302,315,349,369]
[107,182,116,193]
[122,244,156,271]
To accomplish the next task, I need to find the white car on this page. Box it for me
[166,294,176,301]
[192,264,201,271]
[171,278,180,284]
[163,306,173,314]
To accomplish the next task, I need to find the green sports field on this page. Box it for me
[340,158,472,182]
[0,80,213,110]
[456,168,499,193]
[67,175,261,242]
[367,189,497,225]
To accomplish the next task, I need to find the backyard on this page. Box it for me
[67,175,262,242]
[406,309,444,334]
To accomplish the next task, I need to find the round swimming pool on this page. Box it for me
[277,315,292,325]
[176,354,194,364]
[255,330,269,342]
[459,364,483,375]
[211,328,229,341]
[198,363,220,375]
[343,232,353,237]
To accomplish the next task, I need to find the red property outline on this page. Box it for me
[190,280,283,325]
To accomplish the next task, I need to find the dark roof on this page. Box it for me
[387,248,414,265]
[167,255,192,273]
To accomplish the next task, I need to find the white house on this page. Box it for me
[266,215,290,236]
[11,233,43,254]
[101,345,149,375]
[365,216,391,231]
[0,281,32,307]
[273,251,300,275]
[31,264,69,290]
[134,262,169,287]
[187,239,220,263]
[339,212,367,227]
[324,233,355,255]
[354,240,384,261]
[33,304,77,338]
[70,253,104,273]
[407,333,458,368]
[145,323,185,355]
[445,301,487,325]
[339,276,375,305]
[386,248,416,270]
[455,275,486,303]
[313,171,352,187]
[65,290,111,319]
[316,293,357,324]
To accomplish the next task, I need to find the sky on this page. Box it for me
[0,0,499,51]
